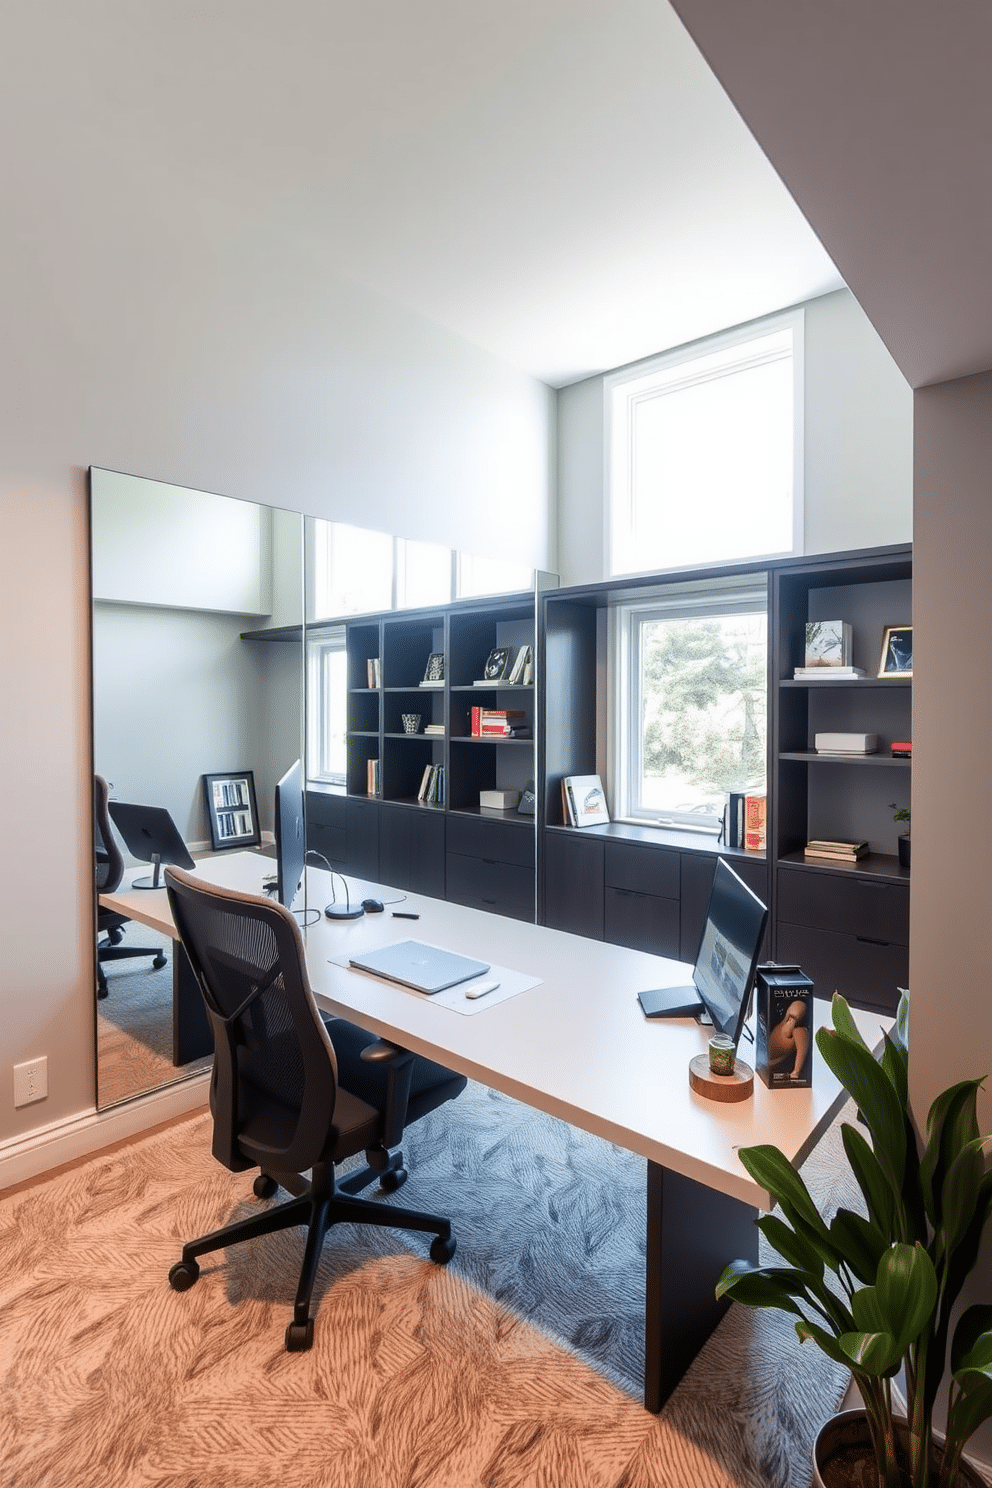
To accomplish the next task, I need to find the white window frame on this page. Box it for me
[610,579,768,831]
[306,627,347,786]
[604,309,804,579]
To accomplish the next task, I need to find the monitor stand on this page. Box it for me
[133,853,164,890]
[638,984,712,1023]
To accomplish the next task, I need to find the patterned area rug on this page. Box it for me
[0,1081,858,1488]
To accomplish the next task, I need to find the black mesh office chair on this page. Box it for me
[163,865,466,1351]
[94,775,168,998]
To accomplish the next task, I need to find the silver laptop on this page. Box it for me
[349,940,491,995]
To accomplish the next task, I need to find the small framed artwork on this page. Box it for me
[202,771,261,851]
[422,652,445,683]
[878,625,913,678]
[482,646,513,682]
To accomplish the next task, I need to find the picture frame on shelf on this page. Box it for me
[482,646,513,682]
[202,771,260,851]
[421,652,445,686]
[878,624,913,678]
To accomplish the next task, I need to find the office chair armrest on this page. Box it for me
[359,1039,414,1148]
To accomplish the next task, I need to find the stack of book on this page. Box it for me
[366,758,380,796]
[366,657,382,688]
[424,723,445,736]
[804,838,869,864]
[417,764,445,804]
[471,707,529,737]
[793,665,866,679]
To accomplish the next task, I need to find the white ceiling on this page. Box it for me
[7,0,842,388]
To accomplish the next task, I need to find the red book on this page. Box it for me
[471,706,481,737]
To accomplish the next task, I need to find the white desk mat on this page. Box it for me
[330,949,541,1015]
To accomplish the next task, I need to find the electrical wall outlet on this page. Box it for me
[13,1056,48,1108]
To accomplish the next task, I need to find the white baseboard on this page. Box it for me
[0,1073,210,1192]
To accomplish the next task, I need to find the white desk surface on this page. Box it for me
[103,851,885,1212]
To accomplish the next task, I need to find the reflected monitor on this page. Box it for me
[107,801,196,889]
[274,759,306,911]
[638,858,768,1043]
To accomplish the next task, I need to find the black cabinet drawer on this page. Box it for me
[605,885,680,958]
[305,790,347,866]
[604,841,679,899]
[778,867,909,945]
[542,831,604,939]
[446,852,534,921]
[380,805,445,898]
[776,922,905,1017]
[345,797,380,882]
[446,814,535,868]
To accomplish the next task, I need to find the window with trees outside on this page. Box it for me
[614,583,767,831]
[606,309,803,578]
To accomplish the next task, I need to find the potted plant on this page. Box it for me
[716,991,992,1488]
[890,802,911,869]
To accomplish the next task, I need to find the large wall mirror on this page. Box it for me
[90,467,546,1110]
[90,469,305,1108]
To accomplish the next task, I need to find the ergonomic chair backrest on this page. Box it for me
[164,866,342,1177]
[94,774,125,894]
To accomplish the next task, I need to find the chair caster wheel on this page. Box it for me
[429,1234,456,1265]
[253,1173,278,1199]
[379,1166,407,1193]
[109,927,124,945]
[153,951,167,969]
[169,1259,200,1291]
[97,985,109,1000]
[285,1318,314,1352]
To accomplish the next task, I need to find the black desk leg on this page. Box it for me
[172,943,214,1066]
[644,1160,758,1412]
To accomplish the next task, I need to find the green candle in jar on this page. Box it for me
[708,1034,736,1075]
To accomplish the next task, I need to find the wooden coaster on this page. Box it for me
[688,1054,755,1103]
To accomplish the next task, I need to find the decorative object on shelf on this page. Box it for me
[480,789,520,811]
[754,964,814,1088]
[717,990,992,1488]
[743,791,766,852]
[561,773,610,828]
[890,801,911,868]
[417,763,444,803]
[813,732,878,755]
[505,644,532,684]
[366,758,380,796]
[793,664,866,678]
[803,838,869,863]
[517,780,536,815]
[878,623,913,677]
[420,652,445,686]
[366,657,381,687]
[480,646,513,682]
[202,771,260,851]
[804,619,852,668]
[401,713,421,734]
[687,1051,754,1103]
[708,1033,737,1075]
[891,739,913,758]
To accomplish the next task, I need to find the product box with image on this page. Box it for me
[755,964,815,1089]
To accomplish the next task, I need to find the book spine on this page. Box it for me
[744,793,766,852]
[565,779,579,827]
[471,706,481,737]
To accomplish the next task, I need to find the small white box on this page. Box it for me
[814,732,878,753]
[480,789,520,810]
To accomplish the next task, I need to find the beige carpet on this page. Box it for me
[0,1086,856,1488]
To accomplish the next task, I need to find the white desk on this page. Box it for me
[103,852,885,1411]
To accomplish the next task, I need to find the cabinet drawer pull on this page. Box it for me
[856,936,890,947]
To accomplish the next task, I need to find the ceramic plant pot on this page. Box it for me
[897,833,911,869]
[813,1409,985,1488]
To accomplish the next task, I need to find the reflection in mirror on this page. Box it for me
[90,468,304,1109]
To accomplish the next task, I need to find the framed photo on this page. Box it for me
[482,646,513,682]
[422,652,445,683]
[878,625,913,678]
[202,771,260,851]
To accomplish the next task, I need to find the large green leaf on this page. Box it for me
[714,1259,808,1315]
[796,1317,857,1369]
[756,1213,825,1277]
[939,1137,988,1262]
[829,1209,888,1285]
[737,1145,832,1244]
[948,1370,992,1449]
[878,1029,909,1111]
[842,1122,898,1234]
[919,1079,983,1222]
[873,1243,937,1349]
[851,1287,889,1333]
[837,1328,904,1376]
[829,993,869,1053]
[817,1028,907,1194]
[951,1305,992,1375]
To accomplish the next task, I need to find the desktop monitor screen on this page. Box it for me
[274,759,306,911]
[638,858,768,1042]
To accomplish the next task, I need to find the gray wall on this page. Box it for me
[556,288,913,584]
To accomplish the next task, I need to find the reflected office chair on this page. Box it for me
[163,865,466,1351]
[94,775,168,999]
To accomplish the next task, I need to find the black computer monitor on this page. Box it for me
[107,801,196,889]
[274,759,306,911]
[638,858,768,1042]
